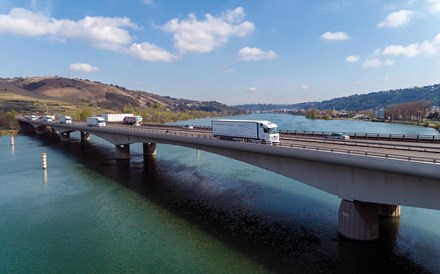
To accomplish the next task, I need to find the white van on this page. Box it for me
[86,117,106,127]
[60,116,72,124]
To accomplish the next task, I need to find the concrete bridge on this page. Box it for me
[18,118,440,241]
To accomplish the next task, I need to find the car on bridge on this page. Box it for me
[324,132,350,140]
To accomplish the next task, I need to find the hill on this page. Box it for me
[236,84,440,111]
[0,76,243,118]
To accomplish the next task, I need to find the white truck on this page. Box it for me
[87,117,106,127]
[212,119,280,145]
[59,116,72,124]
[42,115,53,122]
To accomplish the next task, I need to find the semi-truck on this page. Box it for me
[212,119,280,144]
[87,117,106,127]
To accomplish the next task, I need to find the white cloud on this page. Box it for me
[247,87,257,92]
[162,7,255,53]
[382,33,440,57]
[69,63,99,73]
[0,8,178,62]
[426,0,440,13]
[320,31,350,41]
[345,55,360,63]
[299,85,310,91]
[377,9,415,28]
[237,47,277,61]
[224,66,235,74]
[362,58,395,68]
[142,0,157,7]
[127,42,177,62]
[0,8,137,49]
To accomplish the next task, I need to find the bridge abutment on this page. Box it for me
[143,143,157,157]
[115,144,130,160]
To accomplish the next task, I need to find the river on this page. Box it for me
[1,114,439,273]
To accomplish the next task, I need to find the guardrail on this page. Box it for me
[279,130,440,143]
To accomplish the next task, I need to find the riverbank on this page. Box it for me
[0,129,18,136]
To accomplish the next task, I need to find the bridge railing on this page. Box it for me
[279,130,440,143]
[20,119,440,165]
[102,124,440,164]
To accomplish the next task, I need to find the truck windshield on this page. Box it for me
[268,127,278,134]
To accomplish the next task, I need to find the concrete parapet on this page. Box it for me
[338,200,379,241]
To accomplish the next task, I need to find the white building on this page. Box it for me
[374,109,385,119]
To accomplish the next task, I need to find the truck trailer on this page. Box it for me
[212,119,280,144]
[87,117,106,127]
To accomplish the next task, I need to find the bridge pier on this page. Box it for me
[338,200,402,241]
[115,144,130,160]
[80,131,90,141]
[378,204,401,218]
[143,143,157,157]
[338,200,379,241]
[59,132,70,142]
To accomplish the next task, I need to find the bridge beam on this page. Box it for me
[115,144,130,160]
[81,131,90,142]
[338,200,379,241]
[143,143,157,157]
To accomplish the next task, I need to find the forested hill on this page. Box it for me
[236,84,440,111]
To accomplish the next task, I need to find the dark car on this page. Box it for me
[324,132,350,140]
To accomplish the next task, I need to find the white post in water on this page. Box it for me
[10,135,14,146]
[42,153,47,169]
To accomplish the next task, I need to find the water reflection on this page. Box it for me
[43,169,48,185]
[30,132,438,273]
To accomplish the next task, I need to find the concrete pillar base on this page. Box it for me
[81,131,90,141]
[60,132,70,142]
[338,200,379,241]
[115,144,130,160]
[378,204,401,218]
[143,143,157,157]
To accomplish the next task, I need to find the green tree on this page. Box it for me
[78,107,93,120]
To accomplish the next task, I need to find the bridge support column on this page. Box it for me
[143,143,157,157]
[60,132,70,142]
[115,144,130,160]
[338,200,379,241]
[378,204,401,218]
[81,131,90,141]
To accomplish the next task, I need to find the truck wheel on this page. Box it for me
[262,140,266,145]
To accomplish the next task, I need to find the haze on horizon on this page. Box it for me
[0,0,439,105]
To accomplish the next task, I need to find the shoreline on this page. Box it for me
[0,129,19,136]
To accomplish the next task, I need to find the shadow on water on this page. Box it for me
[32,133,428,274]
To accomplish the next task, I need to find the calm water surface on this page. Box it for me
[1,114,439,273]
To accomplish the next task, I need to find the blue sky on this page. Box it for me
[0,0,439,105]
